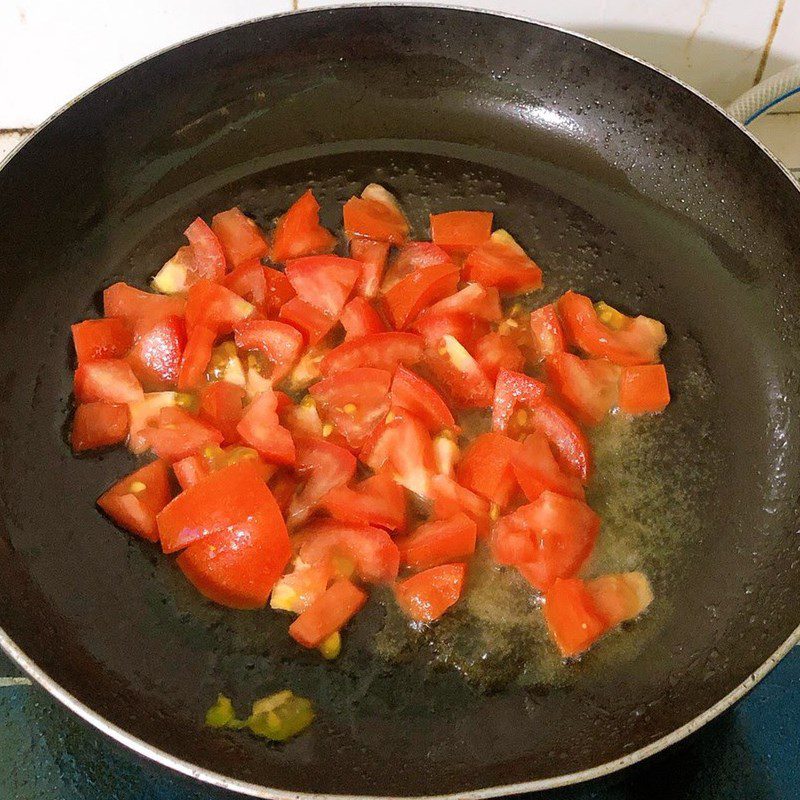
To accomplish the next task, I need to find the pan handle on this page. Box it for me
[727,63,800,125]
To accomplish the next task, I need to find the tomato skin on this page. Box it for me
[278,298,337,346]
[490,368,546,434]
[234,319,303,383]
[270,190,336,263]
[529,304,565,359]
[390,364,457,433]
[457,432,522,508]
[172,454,211,490]
[287,437,357,528]
[321,332,424,375]
[350,239,390,299]
[177,326,216,391]
[236,389,296,466]
[429,474,491,539]
[71,402,128,452]
[557,291,666,365]
[199,381,245,444]
[340,297,387,340]
[259,266,297,317]
[321,473,407,531]
[528,398,592,483]
[343,195,409,245]
[383,261,460,329]
[545,353,620,426]
[543,577,608,657]
[586,572,654,627]
[103,282,186,324]
[511,432,585,502]
[223,259,268,308]
[211,207,268,268]
[185,279,253,336]
[183,217,227,283]
[463,235,542,293]
[285,255,361,318]
[288,579,367,648]
[141,406,224,462]
[618,364,670,414]
[128,315,187,390]
[492,491,599,591]
[176,496,290,609]
[412,312,490,353]
[72,318,132,365]
[74,359,144,404]
[394,563,466,623]
[397,513,476,570]
[430,211,493,254]
[309,367,392,450]
[473,332,525,384]
[422,335,494,409]
[297,520,400,583]
[383,241,452,292]
[98,460,172,542]
[418,283,502,322]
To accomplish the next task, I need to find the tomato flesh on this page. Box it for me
[128,315,186,390]
[586,572,654,627]
[395,563,466,623]
[278,297,337,346]
[72,402,128,452]
[529,304,565,359]
[270,190,336,263]
[321,332,424,375]
[340,296,387,340]
[199,381,245,444]
[285,255,361,318]
[234,319,303,383]
[343,193,409,245]
[430,211,493,254]
[543,578,608,657]
[464,233,542,293]
[177,325,216,391]
[289,579,367,648]
[383,261,460,329]
[211,207,268,268]
[321,473,407,532]
[74,359,144,404]
[398,513,476,570]
[511,432,585,502]
[390,364,456,433]
[72,318,132,365]
[185,279,253,336]
[184,217,227,283]
[103,282,186,324]
[141,406,223,462]
[473,332,525,384]
[429,475,491,539]
[350,239,390,299]
[545,353,619,426]
[457,432,522,509]
[423,334,493,409]
[618,364,670,414]
[236,388,296,466]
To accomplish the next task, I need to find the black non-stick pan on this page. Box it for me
[0,6,798,797]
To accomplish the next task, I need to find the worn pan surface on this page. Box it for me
[0,6,798,797]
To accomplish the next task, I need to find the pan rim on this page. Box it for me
[1,4,799,798]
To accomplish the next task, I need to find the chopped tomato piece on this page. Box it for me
[236,388,296,465]
[74,359,144,404]
[528,397,592,483]
[72,318,132,365]
[184,217,226,283]
[586,572,654,628]
[412,311,490,353]
[211,208,268,268]
[176,498,290,609]
[545,353,620,426]
[199,381,245,443]
[432,432,460,476]
[382,261,460,329]
[260,266,297,317]
[127,391,183,453]
[492,491,599,590]
[343,184,409,244]
[141,406,223,462]
[473,332,525,383]
[618,364,670,414]
[270,561,333,614]
[490,368,546,434]
[127,315,186,390]
[177,325,216,391]
[158,460,273,553]
[270,470,300,516]
[429,475,491,539]
[309,367,391,450]
[417,283,502,322]
[430,211,493,254]
[234,319,303,383]
[340,296,386,340]
[350,239,390,299]
[398,514,476,570]
[390,365,456,433]
[382,241,452,292]
[463,230,542,293]
[185,279,254,336]
[321,332,424,375]
[71,402,128,452]
[557,291,666,365]
[285,255,361,318]
[321,473,407,532]
[423,334,493,408]
[457,432,522,508]
[543,578,608,657]
[172,454,211,490]
[529,304,565,359]
[511,432,584,502]
[360,411,436,498]
[281,396,324,440]
[98,460,172,542]
[270,190,336,263]
[297,520,400,583]
[394,563,466,623]
[288,579,367,648]
[223,259,268,309]
[103,282,186,324]
[287,438,356,527]
[278,298,337,346]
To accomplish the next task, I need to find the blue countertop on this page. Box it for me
[1,647,797,799]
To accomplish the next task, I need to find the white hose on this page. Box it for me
[727,63,800,125]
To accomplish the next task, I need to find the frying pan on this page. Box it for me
[0,6,798,797]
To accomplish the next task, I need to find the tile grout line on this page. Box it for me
[753,0,787,85]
